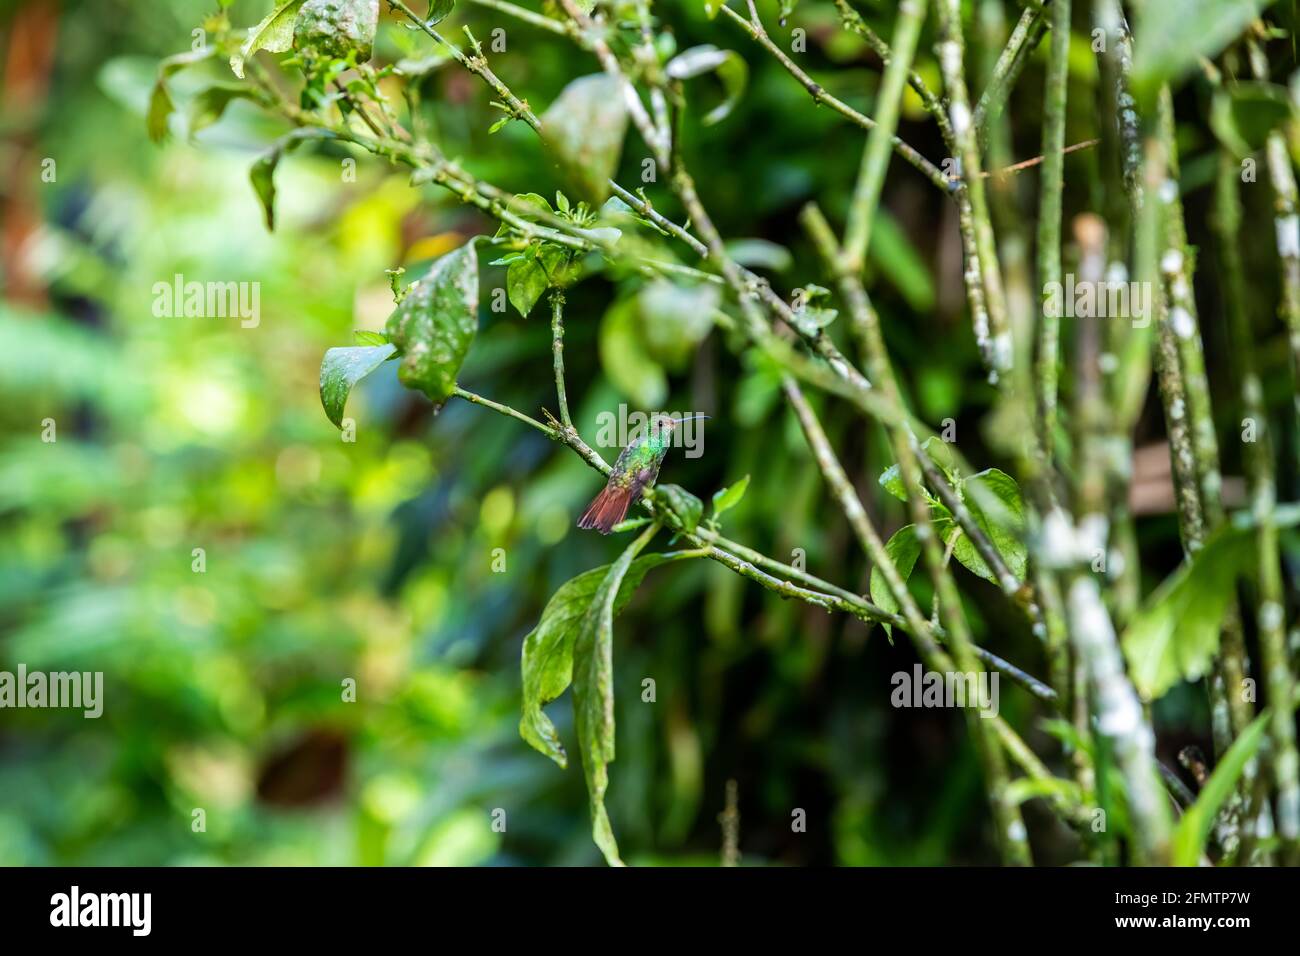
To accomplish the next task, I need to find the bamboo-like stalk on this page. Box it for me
[841,0,927,272]
[972,1,1047,145]
[1035,0,1070,455]
[801,200,1032,866]
[1211,151,1269,862]
[937,0,1013,384]
[1245,35,1300,866]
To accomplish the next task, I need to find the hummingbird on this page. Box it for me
[578,414,709,534]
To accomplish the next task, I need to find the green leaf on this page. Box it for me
[318,344,397,428]
[186,83,257,136]
[520,547,685,767]
[353,329,389,346]
[541,74,628,204]
[231,0,307,79]
[293,0,380,62]
[711,474,750,522]
[506,245,567,318]
[385,241,480,405]
[1172,711,1269,865]
[599,296,666,409]
[426,0,455,27]
[657,484,703,534]
[636,280,718,369]
[871,210,936,313]
[724,239,793,272]
[249,128,337,231]
[1210,82,1294,158]
[1122,523,1255,701]
[571,523,660,865]
[789,305,838,336]
[1131,0,1268,101]
[952,468,1027,583]
[147,48,215,143]
[665,45,748,126]
[878,462,907,502]
[870,524,920,640]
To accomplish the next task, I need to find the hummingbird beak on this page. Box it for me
[670,415,710,424]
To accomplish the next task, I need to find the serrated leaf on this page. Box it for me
[711,474,750,522]
[665,45,748,125]
[319,344,396,428]
[657,483,703,534]
[541,74,628,203]
[571,523,660,865]
[385,241,479,404]
[952,468,1026,583]
[599,296,666,409]
[1172,711,1269,865]
[870,524,920,640]
[231,0,307,79]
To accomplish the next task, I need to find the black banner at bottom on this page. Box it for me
[0,865,1282,940]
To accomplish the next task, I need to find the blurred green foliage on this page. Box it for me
[4,0,1279,866]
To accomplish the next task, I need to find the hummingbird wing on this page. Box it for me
[577,464,659,534]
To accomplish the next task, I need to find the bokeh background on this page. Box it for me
[2,0,1285,865]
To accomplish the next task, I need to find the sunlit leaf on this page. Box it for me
[319,344,396,428]
[711,474,750,522]
[231,0,307,79]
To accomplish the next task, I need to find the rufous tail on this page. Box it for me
[578,483,635,534]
